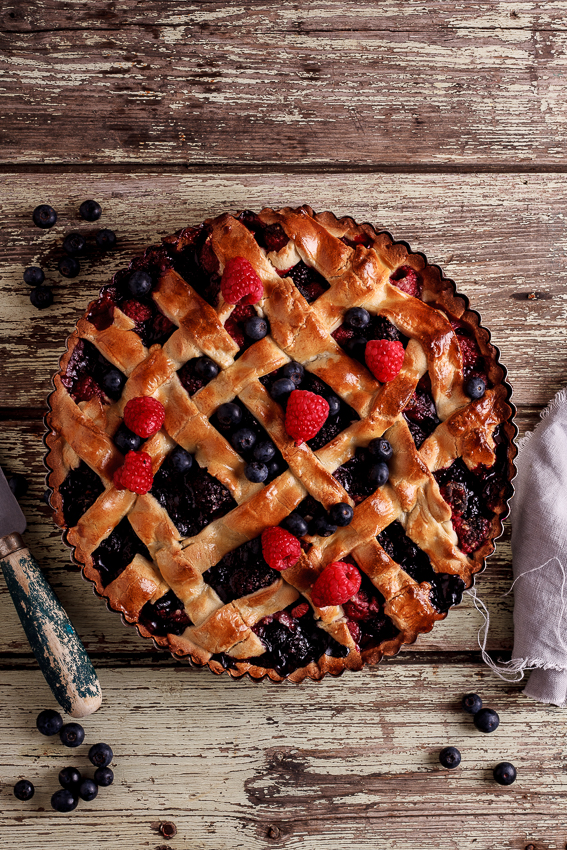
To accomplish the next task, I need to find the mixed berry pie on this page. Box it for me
[44,206,516,682]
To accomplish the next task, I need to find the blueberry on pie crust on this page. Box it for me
[45,206,516,682]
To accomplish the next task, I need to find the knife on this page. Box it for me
[0,466,102,718]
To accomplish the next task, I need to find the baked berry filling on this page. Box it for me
[210,398,287,483]
[450,319,490,386]
[251,602,349,677]
[151,450,236,538]
[61,339,127,403]
[91,516,152,588]
[177,356,219,396]
[389,265,423,300]
[163,224,222,308]
[332,314,409,366]
[340,233,374,249]
[203,537,279,603]
[59,460,104,528]
[237,210,290,253]
[434,457,494,554]
[428,573,466,613]
[403,373,440,449]
[343,571,399,649]
[289,494,340,537]
[277,260,329,303]
[333,448,377,503]
[223,303,265,356]
[138,589,192,637]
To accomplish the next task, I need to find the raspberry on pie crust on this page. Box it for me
[44,206,516,683]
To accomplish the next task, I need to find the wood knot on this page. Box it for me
[525,843,536,850]
[267,825,281,839]
[155,822,177,839]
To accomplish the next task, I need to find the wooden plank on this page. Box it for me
[0,664,564,850]
[2,3,567,165]
[1,171,567,409]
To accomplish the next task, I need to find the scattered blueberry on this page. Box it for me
[59,766,81,792]
[51,788,78,812]
[101,369,124,396]
[473,707,500,734]
[245,316,268,340]
[63,232,86,256]
[493,761,516,786]
[36,708,63,737]
[114,425,142,454]
[23,266,44,286]
[33,204,57,229]
[329,502,354,527]
[169,446,193,474]
[30,286,54,309]
[88,742,113,767]
[281,362,304,385]
[462,693,483,714]
[79,200,102,222]
[326,395,340,417]
[127,269,152,297]
[96,228,117,250]
[79,778,99,802]
[8,473,28,499]
[439,746,461,769]
[344,306,370,329]
[94,766,114,787]
[368,438,393,461]
[312,515,337,537]
[253,440,276,463]
[231,428,256,454]
[270,378,295,400]
[465,376,486,400]
[58,256,80,278]
[369,462,389,487]
[245,462,269,483]
[282,512,308,537]
[216,402,242,428]
[60,722,85,748]
[194,356,219,381]
[14,779,34,801]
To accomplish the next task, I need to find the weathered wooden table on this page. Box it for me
[2,3,567,849]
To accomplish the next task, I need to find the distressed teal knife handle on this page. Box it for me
[0,533,102,718]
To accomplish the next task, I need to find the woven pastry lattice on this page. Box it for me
[45,207,515,681]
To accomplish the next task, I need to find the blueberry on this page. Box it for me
[493,761,516,786]
[231,428,256,454]
[63,232,86,256]
[33,204,57,229]
[312,515,337,537]
[465,376,486,400]
[245,316,268,340]
[14,779,34,801]
[439,746,461,769]
[245,462,269,483]
[79,778,99,801]
[23,266,44,286]
[128,269,152,297]
[216,402,242,428]
[270,378,295,400]
[473,707,499,734]
[345,336,368,358]
[60,722,85,748]
[281,361,304,385]
[344,307,370,329]
[51,788,78,812]
[326,395,340,417]
[96,228,117,250]
[329,502,354,527]
[194,356,219,381]
[36,708,63,736]
[8,473,28,499]
[282,512,309,537]
[462,692,483,714]
[30,286,54,309]
[101,368,124,396]
[114,425,142,454]
[79,200,102,222]
[267,460,280,477]
[369,462,389,487]
[169,446,193,474]
[94,766,114,787]
[88,741,113,767]
[253,441,276,463]
[58,256,80,278]
[368,438,393,461]
[59,766,82,791]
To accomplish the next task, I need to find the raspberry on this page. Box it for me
[221,256,264,305]
[261,526,302,572]
[365,339,405,382]
[343,590,381,621]
[262,224,289,252]
[291,602,309,619]
[74,376,104,403]
[224,316,245,348]
[452,515,491,554]
[121,299,152,324]
[346,620,362,647]
[331,325,355,346]
[311,561,362,608]
[151,312,175,340]
[123,396,165,439]
[230,303,256,323]
[284,389,330,446]
[113,451,153,495]
[390,265,422,299]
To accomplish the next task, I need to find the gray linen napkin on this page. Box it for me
[483,386,567,706]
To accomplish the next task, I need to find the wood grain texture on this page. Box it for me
[2,1,567,165]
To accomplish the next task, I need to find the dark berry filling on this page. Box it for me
[236,210,290,253]
[291,494,335,536]
[434,457,495,554]
[210,398,287,483]
[475,426,512,512]
[203,537,279,603]
[59,460,104,528]
[151,451,236,538]
[403,373,440,449]
[450,319,490,386]
[389,265,423,299]
[428,573,466,613]
[342,570,399,650]
[378,521,436,584]
[61,339,126,403]
[138,588,192,637]
[332,314,408,366]
[333,447,377,503]
[340,233,374,249]
[223,303,258,354]
[162,224,222,308]
[91,516,152,588]
[177,357,217,396]
[277,260,329,303]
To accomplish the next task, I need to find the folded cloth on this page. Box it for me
[507,386,567,706]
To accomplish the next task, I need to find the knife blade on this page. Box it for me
[0,466,102,717]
